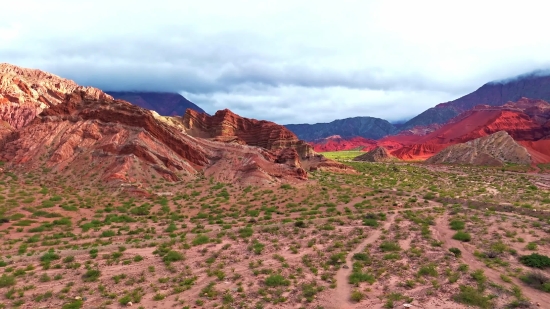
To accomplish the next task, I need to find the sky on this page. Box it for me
[2,0,550,124]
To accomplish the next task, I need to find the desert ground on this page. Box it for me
[0,158,549,308]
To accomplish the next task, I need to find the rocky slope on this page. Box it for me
[107,91,205,116]
[182,109,316,159]
[0,63,110,144]
[402,72,550,131]
[0,64,355,190]
[309,135,378,152]
[285,116,398,141]
[425,131,531,166]
[389,99,550,163]
[353,146,397,162]
[0,90,312,188]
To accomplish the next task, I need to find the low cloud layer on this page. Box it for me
[2,0,550,124]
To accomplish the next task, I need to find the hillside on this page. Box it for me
[402,72,550,131]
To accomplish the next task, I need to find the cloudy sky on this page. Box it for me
[2,0,550,124]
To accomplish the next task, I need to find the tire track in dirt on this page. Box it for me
[329,213,397,309]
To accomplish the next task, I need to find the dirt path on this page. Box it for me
[329,213,397,309]
[433,213,550,306]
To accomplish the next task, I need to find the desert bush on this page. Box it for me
[350,290,364,302]
[265,274,290,287]
[417,264,438,277]
[520,271,550,292]
[0,274,15,287]
[450,220,465,230]
[452,231,471,242]
[519,253,550,269]
[349,272,375,285]
[192,234,210,246]
[449,247,462,257]
[163,251,184,263]
[82,269,101,282]
[453,285,493,308]
[40,250,60,262]
[379,241,401,252]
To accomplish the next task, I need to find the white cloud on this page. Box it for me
[2,0,550,124]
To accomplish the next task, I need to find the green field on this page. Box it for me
[320,150,364,161]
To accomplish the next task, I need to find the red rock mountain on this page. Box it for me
[309,136,378,152]
[180,109,351,173]
[0,64,351,190]
[387,98,550,163]
[401,71,550,131]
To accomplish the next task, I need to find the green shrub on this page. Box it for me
[519,253,550,268]
[452,231,471,242]
[82,269,101,282]
[450,220,465,230]
[379,241,401,252]
[350,290,364,302]
[453,285,493,308]
[363,218,379,227]
[239,227,253,238]
[265,274,290,287]
[449,247,462,257]
[0,274,15,287]
[352,253,370,261]
[192,234,209,246]
[40,250,60,262]
[417,264,438,277]
[100,230,116,237]
[349,272,375,285]
[162,251,184,263]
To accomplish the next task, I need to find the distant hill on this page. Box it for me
[401,71,550,130]
[107,91,206,116]
[285,117,398,141]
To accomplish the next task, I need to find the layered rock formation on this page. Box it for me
[0,90,311,186]
[0,63,355,189]
[353,146,397,162]
[182,109,316,159]
[426,131,531,166]
[0,63,110,129]
[107,91,205,116]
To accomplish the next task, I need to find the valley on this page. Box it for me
[0,159,549,308]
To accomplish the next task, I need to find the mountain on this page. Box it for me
[309,136,378,152]
[353,146,397,162]
[0,63,352,191]
[425,131,532,166]
[0,63,109,130]
[389,98,550,163]
[107,91,206,116]
[402,71,550,131]
[181,109,352,173]
[285,116,398,141]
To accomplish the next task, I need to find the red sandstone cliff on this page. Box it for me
[0,90,310,186]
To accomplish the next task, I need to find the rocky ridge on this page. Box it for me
[425,131,532,166]
[353,146,397,162]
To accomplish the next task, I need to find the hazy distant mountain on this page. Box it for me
[285,117,398,141]
[107,91,206,116]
